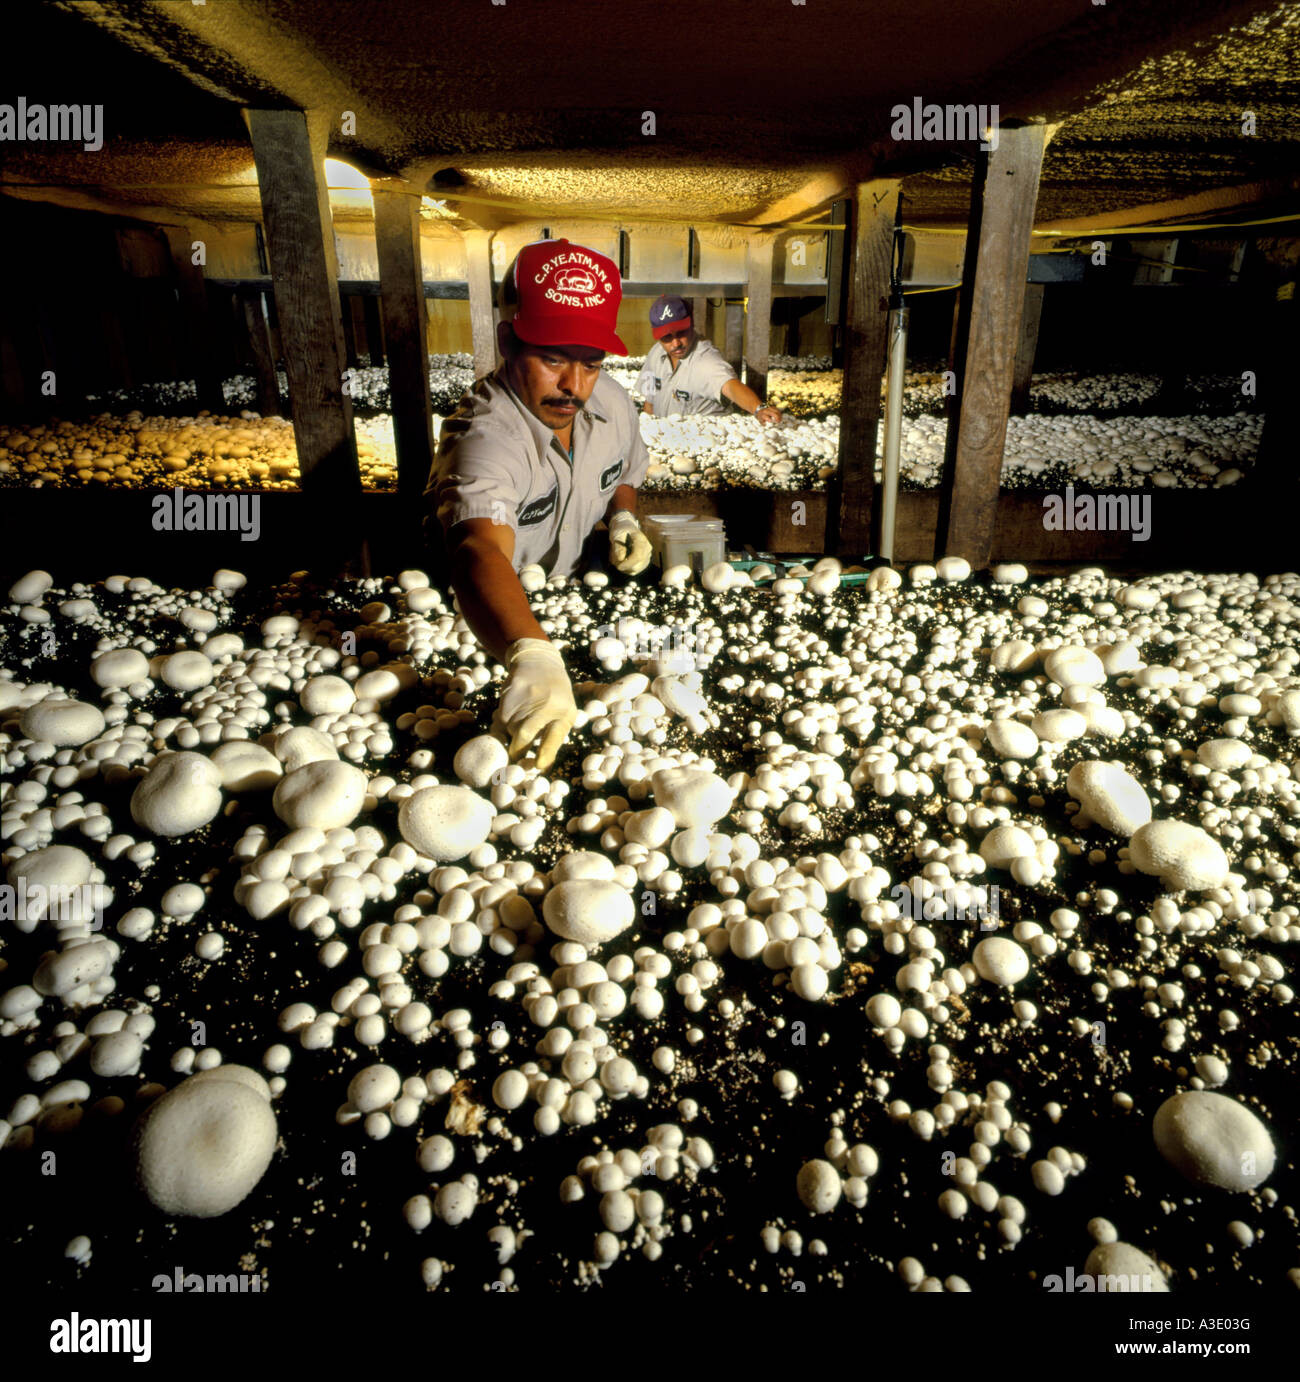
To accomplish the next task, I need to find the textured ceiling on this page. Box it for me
[0,0,1296,236]
[904,0,1300,227]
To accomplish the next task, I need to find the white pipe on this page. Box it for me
[879,304,909,563]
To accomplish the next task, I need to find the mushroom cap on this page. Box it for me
[542,879,635,948]
[1128,820,1230,891]
[134,1066,277,1218]
[1066,760,1152,838]
[1152,1090,1274,1191]
[397,784,494,861]
[130,752,223,837]
[272,759,368,831]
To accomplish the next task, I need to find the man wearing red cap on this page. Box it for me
[426,239,652,771]
[636,294,782,424]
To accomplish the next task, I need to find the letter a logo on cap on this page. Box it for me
[650,294,692,339]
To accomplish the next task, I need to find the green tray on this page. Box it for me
[729,556,875,586]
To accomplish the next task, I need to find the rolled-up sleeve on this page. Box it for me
[427,420,521,536]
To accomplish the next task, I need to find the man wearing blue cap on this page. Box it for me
[635,295,782,423]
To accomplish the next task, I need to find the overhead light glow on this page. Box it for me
[325,158,372,212]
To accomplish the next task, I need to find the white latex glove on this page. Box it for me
[608,510,653,575]
[499,638,577,772]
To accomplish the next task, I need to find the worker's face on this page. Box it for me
[503,332,605,431]
[659,325,695,362]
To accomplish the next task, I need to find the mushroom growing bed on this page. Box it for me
[637,412,1261,493]
[0,356,1262,496]
[0,409,1260,497]
[764,367,1260,421]
[1,558,1297,1294]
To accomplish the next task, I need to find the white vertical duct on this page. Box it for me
[879,302,908,563]
[879,202,908,564]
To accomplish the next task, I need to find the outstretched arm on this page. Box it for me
[446,518,576,771]
[445,517,543,663]
[722,377,782,423]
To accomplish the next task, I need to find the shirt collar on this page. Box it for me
[493,368,608,460]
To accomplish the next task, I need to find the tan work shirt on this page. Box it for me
[427,367,648,578]
[635,337,736,417]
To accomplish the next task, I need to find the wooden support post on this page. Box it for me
[1010,281,1045,415]
[162,226,226,413]
[340,291,359,368]
[690,295,709,336]
[935,123,1046,569]
[361,291,385,367]
[723,301,743,374]
[825,180,899,559]
[243,107,362,557]
[373,188,436,533]
[350,295,368,366]
[242,292,282,418]
[744,236,775,401]
[465,229,496,381]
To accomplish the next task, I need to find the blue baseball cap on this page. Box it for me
[649,294,692,338]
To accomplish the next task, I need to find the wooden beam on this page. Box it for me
[373,188,436,528]
[1010,281,1045,415]
[243,107,361,532]
[465,229,496,381]
[242,291,282,418]
[744,236,775,401]
[826,180,899,558]
[723,301,743,374]
[935,123,1047,569]
[162,226,226,413]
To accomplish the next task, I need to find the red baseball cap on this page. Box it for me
[509,239,627,356]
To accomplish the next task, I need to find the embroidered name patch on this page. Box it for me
[599,459,623,491]
[673,388,690,403]
[517,488,558,526]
